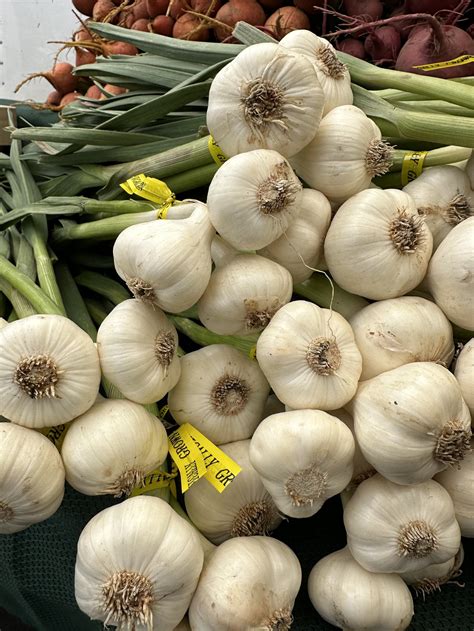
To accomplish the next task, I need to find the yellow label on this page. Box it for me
[168,423,242,493]
[120,174,175,215]
[413,54,474,71]
[39,424,68,450]
[248,345,257,360]
[401,151,428,186]
[130,464,178,497]
[208,136,228,166]
[159,404,169,419]
[168,425,208,492]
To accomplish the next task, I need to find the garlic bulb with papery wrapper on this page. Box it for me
[61,398,168,497]
[344,474,461,574]
[0,314,100,428]
[206,149,303,251]
[113,201,214,313]
[189,536,301,631]
[454,338,474,417]
[206,42,324,158]
[168,344,270,445]
[249,409,354,518]
[256,300,362,410]
[75,496,203,631]
[290,105,393,203]
[400,545,464,597]
[308,547,414,631]
[184,439,281,544]
[97,299,181,404]
[0,423,65,533]
[324,188,433,300]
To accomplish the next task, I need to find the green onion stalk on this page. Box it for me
[294,274,369,321]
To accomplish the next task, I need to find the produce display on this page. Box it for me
[1,13,474,631]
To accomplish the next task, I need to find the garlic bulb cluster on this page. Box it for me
[184,439,281,544]
[426,217,474,330]
[325,188,433,300]
[0,314,101,428]
[400,545,464,596]
[435,442,474,538]
[206,42,324,158]
[290,105,393,203]
[258,188,332,284]
[256,300,362,410]
[168,344,270,445]
[206,149,303,251]
[75,496,204,631]
[454,339,474,416]
[61,398,168,497]
[113,202,214,313]
[97,299,181,404]
[353,362,471,485]
[344,474,461,574]
[189,536,301,631]
[249,409,355,518]
[403,165,473,250]
[279,30,353,115]
[350,296,454,380]
[0,423,65,533]
[308,547,414,631]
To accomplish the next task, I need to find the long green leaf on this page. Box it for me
[12,127,168,147]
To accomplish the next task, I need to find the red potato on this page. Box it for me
[72,0,97,16]
[214,0,266,42]
[173,13,210,40]
[191,0,221,16]
[22,62,79,95]
[118,11,136,27]
[260,0,286,10]
[92,0,116,20]
[265,6,310,40]
[131,18,152,30]
[343,0,383,21]
[365,25,401,63]
[132,0,151,19]
[46,90,62,106]
[151,15,175,35]
[403,0,463,15]
[103,41,139,55]
[75,47,97,66]
[146,0,170,16]
[60,92,82,107]
[84,85,103,99]
[168,0,188,19]
[100,84,128,98]
[336,37,367,59]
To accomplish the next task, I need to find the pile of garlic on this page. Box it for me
[1,31,473,631]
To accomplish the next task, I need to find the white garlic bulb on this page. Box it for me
[279,30,353,115]
[403,165,473,250]
[466,150,474,188]
[400,545,464,596]
[308,547,414,631]
[344,474,461,574]
[113,202,214,313]
[75,496,204,631]
[168,344,270,445]
[324,188,433,300]
[258,188,332,284]
[256,300,362,410]
[198,252,293,336]
[206,149,303,251]
[61,398,168,497]
[0,314,101,428]
[206,42,324,158]
[435,441,474,538]
[184,439,282,544]
[353,362,471,485]
[249,409,354,518]
[189,536,301,631]
[350,296,454,380]
[290,105,393,203]
[97,299,181,404]
[426,217,474,330]
[454,339,474,416]
[0,423,65,533]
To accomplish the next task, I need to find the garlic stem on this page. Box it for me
[390,146,472,172]
[169,316,257,356]
[75,271,130,306]
[294,274,369,320]
[55,262,97,340]
[52,210,159,243]
[7,236,36,318]
[84,298,109,327]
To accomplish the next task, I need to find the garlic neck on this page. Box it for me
[14,353,60,399]
[211,235,239,267]
[389,210,425,254]
[0,501,14,523]
[397,520,439,559]
[101,570,154,630]
[188,202,214,239]
[365,139,393,177]
[306,337,341,375]
[230,500,277,538]
[285,464,328,507]
[434,420,471,465]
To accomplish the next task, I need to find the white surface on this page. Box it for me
[0,0,79,101]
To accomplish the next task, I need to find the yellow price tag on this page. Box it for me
[120,174,175,216]
[130,463,178,497]
[413,55,474,71]
[208,135,228,166]
[401,151,428,186]
[38,424,68,450]
[248,345,257,360]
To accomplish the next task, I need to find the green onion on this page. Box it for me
[294,274,369,321]
[169,316,258,356]
[75,271,130,305]
[55,262,97,340]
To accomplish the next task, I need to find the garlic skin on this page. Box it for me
[344,474,461,574]
[198,253,293,336]
[0,314,101,428]
[206,149,303,251]
[454,339,474,416]
[249,409,354,518]
[400,545,464,596]
[279,30,353,115]
[189,536,301,631]
[0,423,65,533]
[258,188,332,284]
[354,362,471,486]
[75,496,204,631]
[308,547,414,631]
[184,439,282,544]
[466,150,474,188]
[350,296,454,380]
[290,105,393,203]
[403,165,473,250]
[426,217,474,330]
[61,398,168,497]
[206,42,324,158]
[113,202,214,313]
[256,300,362,410]
[435,442,474,537]
[168,345,270,445]
[324,188,433,300]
